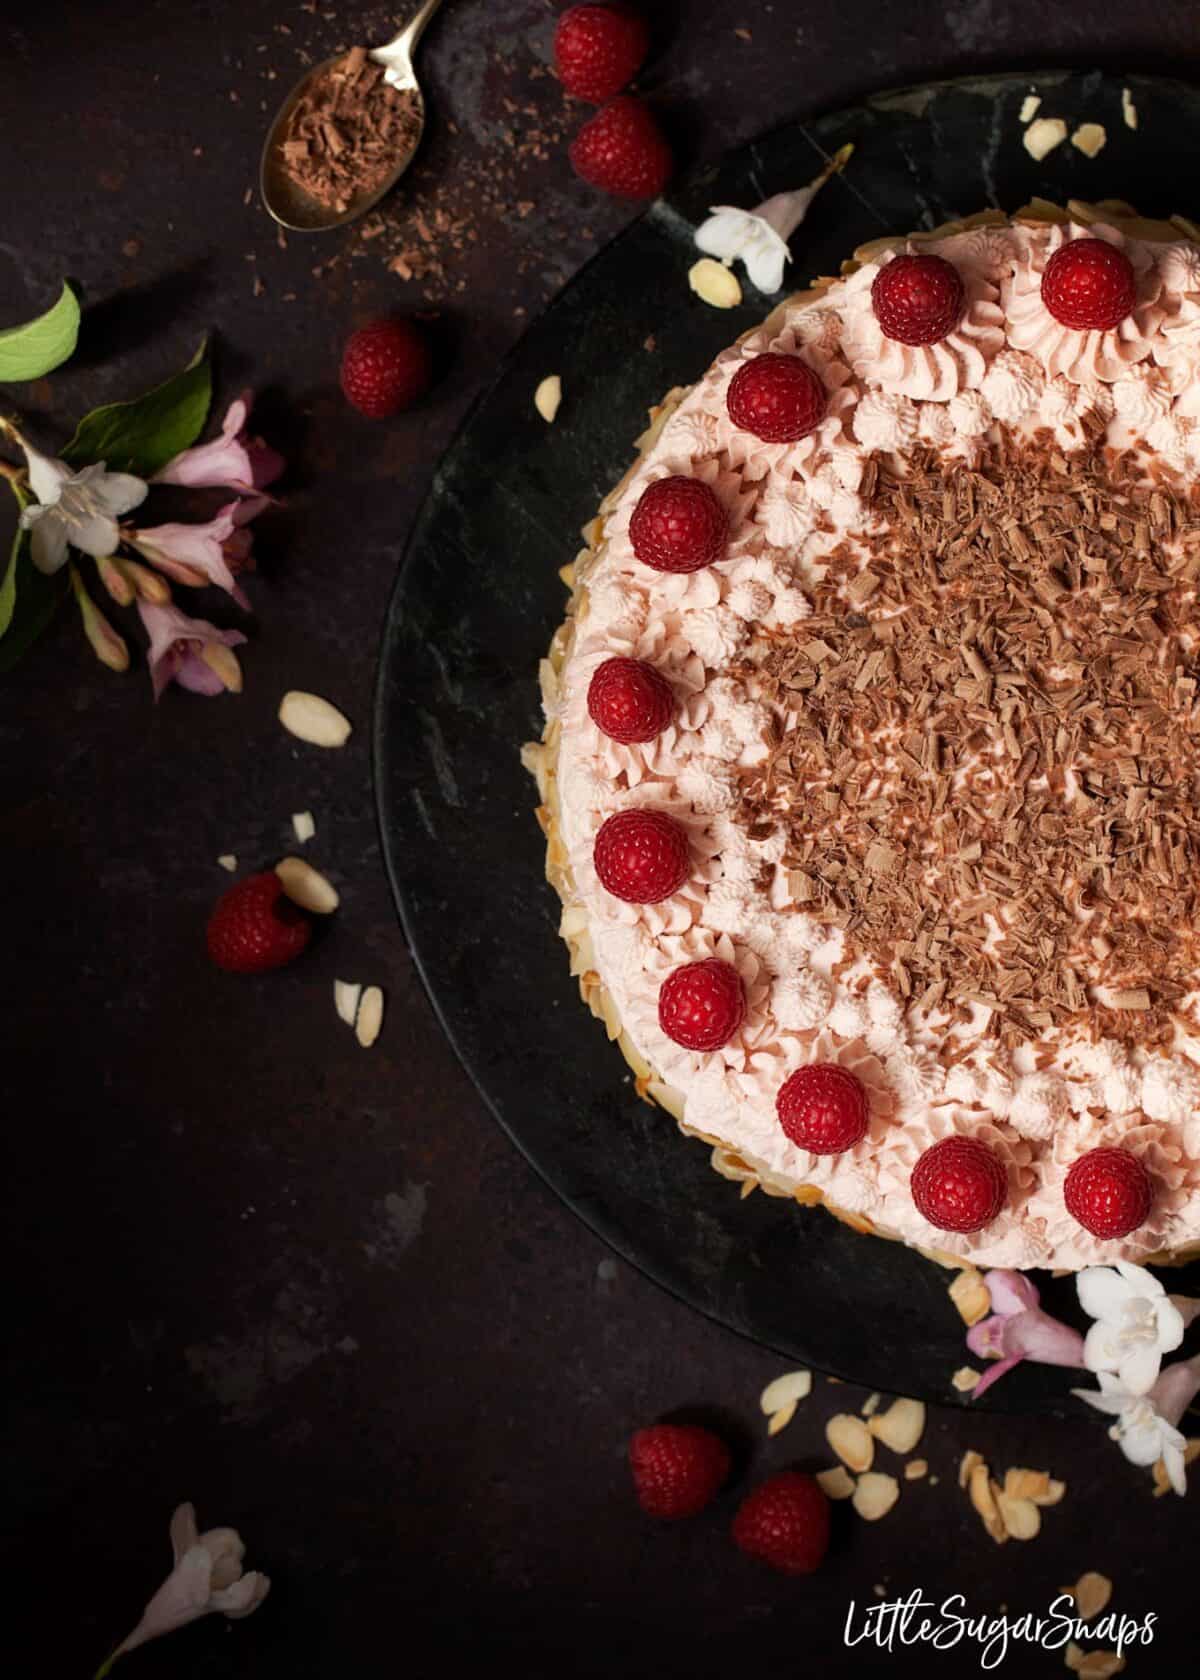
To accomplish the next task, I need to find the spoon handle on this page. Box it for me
[372,0,445,82]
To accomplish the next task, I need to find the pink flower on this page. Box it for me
[139,600,246,700]
[153,392,283,492]
[129,496,269,608]
[965,1269,1087,1398]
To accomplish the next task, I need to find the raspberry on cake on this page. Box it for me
[587,656,674,742]
[527,198,1200,1274]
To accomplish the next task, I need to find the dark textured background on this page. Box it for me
[3,3,1197,1675]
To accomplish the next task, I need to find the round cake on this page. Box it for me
[524,199,1200,1272]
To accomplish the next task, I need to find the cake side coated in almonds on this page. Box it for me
[524,199,1200,1272]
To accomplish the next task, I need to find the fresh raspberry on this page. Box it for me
[339,318,433,418]
[628,476,727,573]
[658,958,745,1052]
[911,1136,1008,1233]
[726,353,827,443]
[776,1064,869,1155]
[1064,1147,1153,1239]
[568,96,672,199]
[593,809,690,903]
[587,656,674,743]
[629,1423,731,1519]
[870,253,965,346]
[206,871,311,974]
[732,1472,830,1575]
[555,4,649,103]
[1041,237,1137,331]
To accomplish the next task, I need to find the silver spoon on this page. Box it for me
[260,0,445,233]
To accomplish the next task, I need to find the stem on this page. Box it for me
[92,1650,122,1680]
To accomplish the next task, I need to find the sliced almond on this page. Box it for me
[334,979,362,1027]
[868,1398,926,1455]
[860,1391,881,1417]
[816,1465,855,1501]
[826,1412,874,1474]
[217,853,238,872]
[1066,1646,1086,1674]
[1019,93,1042,123]
[968,1463,1008,1545]
[292,809,316,844]
[948,1268,991,1326]
[952,1366,981,1393]
[766,1399,797,1437]
[1033,1477,1067,1508]
[1072,1572,1112,1621]
[1071,122,1107,159]
[759,1370,812,1415]
[276,856,339,914]
[1004,1467,1050,1502]
[1024,116,1068,161]
[688,257,742,309]
[278,690,352,748]
[534,374,562,424]
[959,1449,985,1490]
[355,985,384,1049]
[1121,87,1138,130]
[995,1488,1041,1540]
[852,1471,899,1522]
[904,1458,928,1481]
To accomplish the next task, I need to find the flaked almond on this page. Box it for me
[816,1465,855,1501]
[760,1370,812,1415]
[688,257,742,309]
[995,1488,1041,1540]
[959,1449,985,1490]
[1033,1477,1067,1508]
[279,689,352,748]
[1071,122,1106,158]
[217,854,238,872]
[968,1463,1008,1545]
[861,1392,881,1418]
[1072,1572,1112,1621]
[766,1400,797,1437]
[826,1413,874,1474]
[334,979,362,1028]
[868,1398,925,1455]
[534,374,563,424]
[1024,116,1068,161]
[852,1471,899,1522]
[1069,1651,1126,1680]
[1004,1467,1050,1502]
[292,809,316,844]
[949,1268,991,1326]
[904,1458,928,1481]
[1019,93,1042,123]
[356,985,384,1048]
[952,1366,981,1393]
[276,856,339,914]
[1121,87,1138,129]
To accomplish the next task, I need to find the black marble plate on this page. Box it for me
[375,69,1200,1409]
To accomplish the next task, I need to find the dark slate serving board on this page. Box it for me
[375,69,1200,1408]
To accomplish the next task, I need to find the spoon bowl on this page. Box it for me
[260,0,444,234]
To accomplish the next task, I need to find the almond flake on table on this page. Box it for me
[826,1413,874,1474]
[949,1268,991,1326]
[1023,116,1068,160]
[1069,1572,1113,1620]
[759,1370,812,1415]
[904,1459,928,1481]
[1121,87,1138,128]
[853,1472,900,1521]
[291,810,316,843]
[278,690,352,747]
[534,375,563,423]
[815,1465,855,1500]
[1071,122,1107,157]
[355,985,385,1048]
[334,979,362,1027]
[868,1398,926,1455]
[687,257,742,309]
[275,857,339,914]
[1019,93,1042,122]
[217,854,238,872]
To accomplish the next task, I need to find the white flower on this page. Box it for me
[694,145,852,294]
[110,1502,269,1664]
[1072,1371,1189,1495]
[11,431,146,574]
[1076,1261,1187,1394]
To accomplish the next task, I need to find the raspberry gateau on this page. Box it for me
[524,199,1200,1271]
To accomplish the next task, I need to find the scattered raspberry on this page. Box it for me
[1041,237,1137,331]
[339,318,433,418]
[1064,1147,1153,1239]
[776,1064,869,1155]
[555,4,649,103]
[587,656,674,743]
[629,1423,731,1519]
[732,1472,830,1575]
[726,353,827,443]
[568,95,672,199]
[870,253,965,346]
[658,958,745,1052]
[206,872,311,974]
[628,475,727,573]
[593,808,690,903]
[911,1135,1008,1233]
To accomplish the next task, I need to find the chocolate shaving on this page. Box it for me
[275,47,422,213]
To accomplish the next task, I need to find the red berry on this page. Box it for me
[732,1472,830,1575]
[629,1423,730,1519]
[871,253,965,346]
[206,871,311,974]
[776,1064,869,1155]
[726,353,827,443]
[587,656,674,743]
[555,4,649,102]
[1041,237,1137,331]
[911,1136,1008,1233]
[340,318,433,419]
[1064,1147,1153,1239]
[658,958,745,1052]
[629,476,727,573]
[569,96,672,199]
[593,808,690,903]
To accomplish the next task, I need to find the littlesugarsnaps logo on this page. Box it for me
[843,1590,1156,1671]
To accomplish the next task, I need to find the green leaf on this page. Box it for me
[62,339,212,478]
[0,281,81,382]
[0,497,68,671]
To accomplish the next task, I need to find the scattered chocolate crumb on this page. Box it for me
[274,45,422,214]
